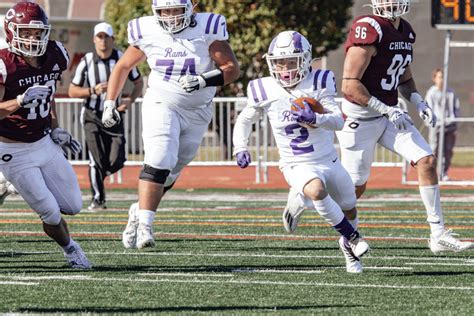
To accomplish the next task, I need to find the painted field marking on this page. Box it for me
[137,273,235,277]
[405,262,474,267]
[0,274,473,291]
[231,269,324,274]
[0,281,39,285]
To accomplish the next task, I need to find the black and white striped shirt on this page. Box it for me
[71,49,140,112]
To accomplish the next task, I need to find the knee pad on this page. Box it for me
[40,209,61,225]
[139,164,170,184]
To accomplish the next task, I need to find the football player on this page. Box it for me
[338,0,473,253]
[233,31,370,273]
[102,0,240,249]
[0,2,91,269]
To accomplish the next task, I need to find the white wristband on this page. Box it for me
[367,96,390,115]
[410,92,424,105]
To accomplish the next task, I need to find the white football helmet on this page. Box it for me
[370,0,410,20]
[151,0,194,34]
[265,31,312,88]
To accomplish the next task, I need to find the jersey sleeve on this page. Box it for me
[71,56,88,86]
[128,18,145,48]
[312,70,337,99]
[203,13,229,44]
[345,17,382,50]
[246,79,271,108]
[54,41,70,70]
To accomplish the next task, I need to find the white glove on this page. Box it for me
[367,97,413,130]
[386,107,414,130]
[102,100,121,128]
[417,101,437,128]
[50,128,82,155]
[17,85,51,108]
[178,74,206,93]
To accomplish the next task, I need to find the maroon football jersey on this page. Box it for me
[344,15,416,106]
[0,40,69,142]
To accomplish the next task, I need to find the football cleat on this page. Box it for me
[338,237,363,273]
[429,229,474,255]
[0,190,10,205]
[88,199,107,211]
[348,232,370,258]
[122,202,139,249]
[137,223,155,249]
[282,189,306,233]
[63,243,92,269]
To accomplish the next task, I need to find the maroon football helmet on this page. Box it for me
[4,2,51,57]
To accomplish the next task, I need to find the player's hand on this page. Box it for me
[417,101,437,128]
[94,82,108,95]
[102,100,121,128]
[386,107,414,130]
[236,151,251,169]
[50,128,82,155]
[290,100,317,126]
[17,85,52,108]
[178,74,206,93]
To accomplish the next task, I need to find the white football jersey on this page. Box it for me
[127,13,228,109]
[233,69,344,168]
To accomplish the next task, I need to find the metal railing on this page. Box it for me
[55,97,406,183]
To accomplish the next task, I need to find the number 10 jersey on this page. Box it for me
[343,15,416,118]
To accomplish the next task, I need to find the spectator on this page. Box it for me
[425,68,460,181]
[68,22,143,210]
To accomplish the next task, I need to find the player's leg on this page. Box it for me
[380,123,473,253]
[106,123,126,175]
[326,158,364,273]
[442,129,456,179]
[336,117,385,198]
[84,121,107,209]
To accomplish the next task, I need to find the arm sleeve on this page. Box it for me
[71,57,88,87]
[232,105,262,155]
[313,70,344,130]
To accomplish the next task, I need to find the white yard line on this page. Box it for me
[0,281,39,285]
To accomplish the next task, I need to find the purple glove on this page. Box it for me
[290,100,317,125]
[236,151,251,168]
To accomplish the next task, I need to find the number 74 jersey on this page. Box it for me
[343,14,416,117]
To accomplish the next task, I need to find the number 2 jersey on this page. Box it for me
[0,41,69,142]
[343,15,416,118]
[128,13,228,109]
[233,69,344,168]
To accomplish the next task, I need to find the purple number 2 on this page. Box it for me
[285,123,314,155]
[155,58,196,81]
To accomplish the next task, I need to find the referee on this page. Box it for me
[68,22,143,210]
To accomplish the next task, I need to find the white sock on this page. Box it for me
[138,210,156,226]
[312,195,344,226]
[62,238,77,251]
[349,217,359,230]
[419,185,445,238]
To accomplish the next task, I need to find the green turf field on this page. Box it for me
[1,190,473,314]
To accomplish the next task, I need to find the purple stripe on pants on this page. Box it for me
[213,15,222,35]
[257,79,268,101]
[249,81,259,103]
[205,13,215,34]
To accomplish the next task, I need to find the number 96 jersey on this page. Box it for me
[343,15,416,117]
[128,13,228,110]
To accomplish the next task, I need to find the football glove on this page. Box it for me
[417,101,437,128]
[102,100,121,128]
[178,74,206,93]
[290,100,317,126]
[50,128,82,155]
[236,150,251,169]
[17,85,52,108]
[386,107,414,131]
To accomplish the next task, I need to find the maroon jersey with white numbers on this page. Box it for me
[344,15,416,106]
[0,40,69,142]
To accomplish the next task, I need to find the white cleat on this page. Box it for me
[137,223,155,249]
[338,237,363,273]
[122,202,139,249]
[282,189,306,233]
[348,233,370,258]
[429,229,474,255]
[63,243,92,269]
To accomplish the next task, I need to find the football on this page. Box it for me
[290,97,325,114]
